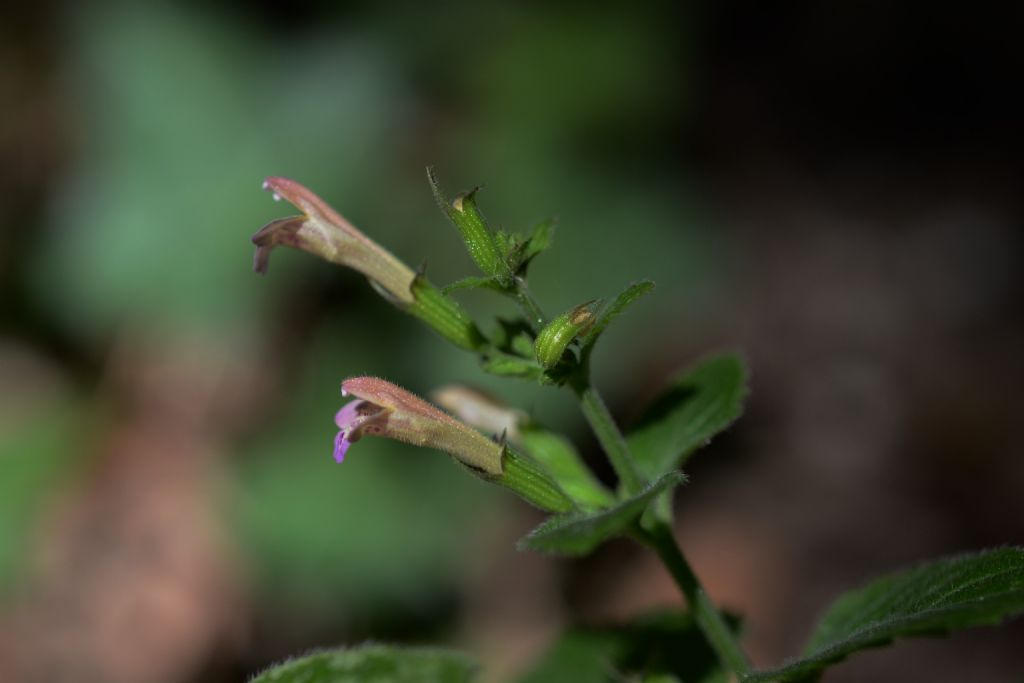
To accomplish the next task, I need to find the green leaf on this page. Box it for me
[580,280,655,351]
[518,611,731,683]
[510,333,535,358]
[628,353,748,481]
[494,228,517,261]
[251,645,477,683]
[518,631,623,683]
[744,547,1024,682]
[441,276,503,294]
[519,427,615,510]
[487,318,534,352]
[511,218,556,274]
[480,352,544,380]
[519,471,685,556]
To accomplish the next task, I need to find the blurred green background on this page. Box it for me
[1,2,1022,682]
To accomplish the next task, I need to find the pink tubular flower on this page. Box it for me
[252,177,416,305]
[333,377,504,475]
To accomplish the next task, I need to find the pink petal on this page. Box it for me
[335,401,363,429]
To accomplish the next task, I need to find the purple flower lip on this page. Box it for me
[333,399,387,463]
[330,377,504,475]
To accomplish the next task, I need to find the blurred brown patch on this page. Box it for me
[457,505,563,683]
[0,334,251,683]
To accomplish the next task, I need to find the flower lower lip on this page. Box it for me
[333,432,350,463]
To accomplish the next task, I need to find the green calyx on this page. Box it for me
[492,448,575,513]
[534,301,597,369]
[427,167,511,286]
[407,277,486,351]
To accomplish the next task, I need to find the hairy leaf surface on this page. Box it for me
[745,548,1024,682]
[251,645,476,683]
[519,471,685,555]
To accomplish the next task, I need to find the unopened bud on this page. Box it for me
[534,301,597,369]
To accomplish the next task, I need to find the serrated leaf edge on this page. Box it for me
[742,547,1024,682]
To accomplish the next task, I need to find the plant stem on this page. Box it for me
[512,276,546,331]
[571,378,642,496]
[482,241,747,677]
[570,371,749,676]
[639,522,751,679]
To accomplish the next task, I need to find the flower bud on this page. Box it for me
[252,177,416,305]
[534,301,597,369]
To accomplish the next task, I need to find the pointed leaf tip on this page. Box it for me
[581,280,656,352]
[628,353,748,480]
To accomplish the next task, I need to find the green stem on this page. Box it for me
[570,369,749,677]
[571,377,642,496]
[512,276,546,331]
[638,522,751,679]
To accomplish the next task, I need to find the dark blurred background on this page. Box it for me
[1,1,1022,681]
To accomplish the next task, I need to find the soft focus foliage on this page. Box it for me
[0,398,80,596]
[519,611,732,683]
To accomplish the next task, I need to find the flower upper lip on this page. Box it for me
[251,177,417,305]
